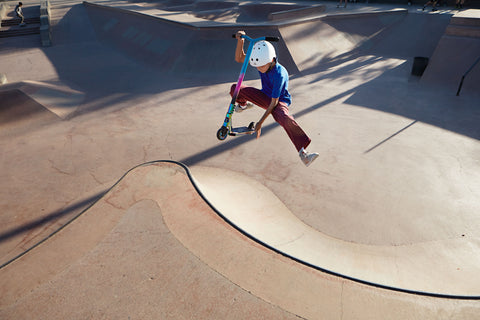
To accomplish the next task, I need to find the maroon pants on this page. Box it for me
[230,84,311,152]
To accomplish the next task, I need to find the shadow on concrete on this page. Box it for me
[0,190,106,268]
[345,62,480,141]
[0,89,59,137]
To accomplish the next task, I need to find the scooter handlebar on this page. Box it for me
[264,37,280,42]
[231,34,280,42]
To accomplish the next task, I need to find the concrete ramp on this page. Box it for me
[191,165,480,298]
[83,2,295,78]
[0,81,84,120]
[83,1,454,79]
[279,10,406,72]
[421,10,480,95]
[279,10,452,73]
[2,162,478,316]
[0,162,299,319]
[0,89,58,135]
[1,162,478,319]
[0,81,84,137]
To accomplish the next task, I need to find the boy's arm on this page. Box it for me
[255,97,279,139]
[235,31,246,63]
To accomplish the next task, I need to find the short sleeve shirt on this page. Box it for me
[259,63,292,106]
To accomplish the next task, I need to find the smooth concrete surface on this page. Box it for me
[1,162,479,319]
[191,166,480,296]
[1,0,479,318]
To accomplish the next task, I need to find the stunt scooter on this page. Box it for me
[216,34,279,141]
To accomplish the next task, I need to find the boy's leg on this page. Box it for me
[230,84,313,153]
[271,102,311,152]
[230,84,271,109]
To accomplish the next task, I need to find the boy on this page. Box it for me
[15,2,25,26]
[231,31,319,167]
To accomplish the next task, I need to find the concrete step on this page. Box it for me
[0,24,40,38]
[446,24,480,37]
[443,10,480,38]
[1,17,40,27]
[450,11,480,27]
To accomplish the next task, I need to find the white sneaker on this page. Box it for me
[299,147,319,167]
[234,102,254,113]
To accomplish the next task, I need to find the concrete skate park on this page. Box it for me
[1,0,479,318]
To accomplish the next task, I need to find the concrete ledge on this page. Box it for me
[40,24,51,46]
[448,9,480,38]
[39,0,51,46]
[451,9,480,27]
[0,2,8,21]
[40,0,51,16]
[40,14,49,25]
[83,1,411,30]
[268,4,326,21]
[446,24,480,38]
[323,8,407,21]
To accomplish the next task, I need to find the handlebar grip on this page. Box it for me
[265,37,280,42]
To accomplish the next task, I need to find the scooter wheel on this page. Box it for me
[248,122,255,130]
[217,126,228,140]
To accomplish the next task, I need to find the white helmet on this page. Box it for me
[249,40,276,67]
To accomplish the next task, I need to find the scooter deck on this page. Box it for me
[229,126,255,136]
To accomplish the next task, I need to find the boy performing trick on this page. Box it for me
[231,31,319,167]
